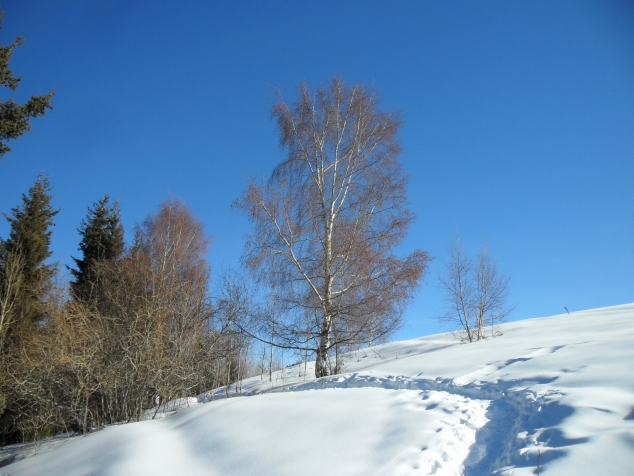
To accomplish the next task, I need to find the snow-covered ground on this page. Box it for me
[2,304,633,475]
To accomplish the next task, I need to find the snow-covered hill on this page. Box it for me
[2,304,633,475]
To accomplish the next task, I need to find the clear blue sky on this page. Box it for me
[0,1,632,340]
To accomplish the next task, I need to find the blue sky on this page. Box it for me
[0,1,632,340]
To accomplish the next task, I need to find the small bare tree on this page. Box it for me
[236,77,428,377]
[437,238,514,342]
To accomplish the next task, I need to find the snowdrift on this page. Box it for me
[1,304,633,475]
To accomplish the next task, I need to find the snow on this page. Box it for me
[2,304,633,475]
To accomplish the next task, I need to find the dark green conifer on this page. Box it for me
[0,11,54,160]
[70,195,124,303]
[0,173,58,325]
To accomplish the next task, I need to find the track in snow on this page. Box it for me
[201,369,575,475]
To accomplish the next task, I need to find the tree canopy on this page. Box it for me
[1,173,58,327]
[70,195,124,303]
[0,11,53,160]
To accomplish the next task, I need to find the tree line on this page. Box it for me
[0,179,247,443]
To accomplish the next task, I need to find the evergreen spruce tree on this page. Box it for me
[0,173,58,326]
[0,11,54,160]
[70,195,124,303]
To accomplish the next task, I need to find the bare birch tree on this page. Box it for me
[437,238,514,342]
[236,77,429,377]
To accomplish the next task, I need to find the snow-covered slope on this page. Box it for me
[2,304,633,475]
